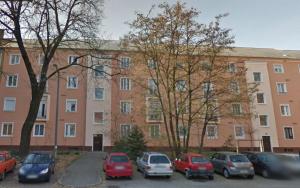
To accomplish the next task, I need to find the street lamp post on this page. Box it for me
[53,64,60,158]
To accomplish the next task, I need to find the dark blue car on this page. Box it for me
[18,152,55,182]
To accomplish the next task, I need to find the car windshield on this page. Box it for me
[191,156,209,163]
[258,154,278,163]
[0,155,4,161]
[110,155,129,163]
[150,155,170,164]
[230,155,249,162]
[23,154,51,164]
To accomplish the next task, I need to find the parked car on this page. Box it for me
[18,152,55,183]
[243,152,290,178]
[276,153,300,177]
[210,152,254,179]
[103,152,133,179]
[0,151,16,180]
[136,152,173,178]
[173,153,214,180]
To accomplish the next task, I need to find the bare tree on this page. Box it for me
[0,0,104,156]
[125,2,248,157]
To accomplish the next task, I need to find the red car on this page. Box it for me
[103,152,133,179]
[0,151,16,180]
[173,153,214,180]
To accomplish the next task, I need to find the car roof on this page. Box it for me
[143,152,166,156]
[215,151,242,155]
[109,152,128,156]
[184,153,205,157]
[29,151,52,156]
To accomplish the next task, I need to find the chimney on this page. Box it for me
[0,29,4,39]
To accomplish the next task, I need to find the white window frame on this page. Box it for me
[176,80,187,92]
[227,63,237,73]
[9,54,20,65]
[298,64,300,73]
[120,100,132,114]
[253,72,263,82]
[259,115,269,127]
[38,54,45,65]
[67,76,78,89]
[68,55,79,65]
[283,126,294,140]
[120,124,132,137]
[280,104,291,116]
[146,97,163,122]
[256,92,266,104]
[33,123,45,137]
[64,123,76,137]
[65,99,78,112]
[148,78,157,95]
[229,80,240,94]
[37,95,48,120]
[94,87,105,100]
[231,103,242,116]
[276,82,287,94]
[234,125,245,139]
[3,97,16,112]
[6,74,18,88]
[147,59,157,69]
[273,64,284,73]
[93,111,104,124]
[206,125,218,139]
[119,57,131,69]
[1,122,13,137]
[149,124,160,138]
[120,77,131,90]
[94,65,105,77]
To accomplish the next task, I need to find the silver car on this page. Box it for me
[136,152,173,178]
[211,152,255,179]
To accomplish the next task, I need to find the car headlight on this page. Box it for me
[40,168,49,174]
[19,168,25,175]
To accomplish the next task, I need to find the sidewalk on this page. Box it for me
[59,152,104,187]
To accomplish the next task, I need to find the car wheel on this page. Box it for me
[166,175,171,179]
[105,174,111,180]
[208,175,214,180]
[0,171,5,181]
[46,174,51,182]
[185,170,191,179]
[223,169,230,179]
[262,170,269,178]
[247,175,254,179]
[143,170,148,179]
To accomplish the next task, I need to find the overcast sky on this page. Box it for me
[102,0,300,50]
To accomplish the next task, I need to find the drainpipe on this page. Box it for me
[53,64,60,158]
[0,29,4,82]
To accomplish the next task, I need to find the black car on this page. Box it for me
[243,152,290,178]
[18,152,55,182]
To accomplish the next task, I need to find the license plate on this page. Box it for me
[27,175,38,179]
[115,166,124,170]
[240,170,248,174]
[198,167,206,170]
[155,165,165,168]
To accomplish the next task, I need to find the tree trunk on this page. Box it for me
[198,122,208,153]
[19,92,43,157]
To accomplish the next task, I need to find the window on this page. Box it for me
[176,80,186,91]
[179,126,187,138]
[229,81,240,94]
[253,72,262,82]
[176,101,188,114]
[94,65,104,77]
[33,124,45,136]
[276,83,287,94]
[68,55,79,65]
[120,57,131,69]
[148,59,157,69]
[120,101,132,114]
[120,124,131,137]
[284,127,294,139]
[256,93,265,104]
[227,63,236,73]
[1,123,13,136]
[94,112,104,124]
[259,115,268,126]
[298,64,300,73]
[232,103,242,115]
[273,64,284,73]
[148,79,157,95]
[234,126,245,139]
[67,76,78,89]
[280,104,291,116]
[149,125,160,138]
[9,54,20,65]
[94,88,104,100]
[37,96,47,119]
[176,62,184,69]
[147,98,162,121]
[6,75,18,87]
[39,54,45,65]
[66,99,77,112]
[201,61,212,71]
[65,123,76,137]
[3,97,16,112]
[202,82,214,97]
[207,125,218,139]
[120,77,131,90]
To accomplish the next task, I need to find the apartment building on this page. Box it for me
[0,40,300,152]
